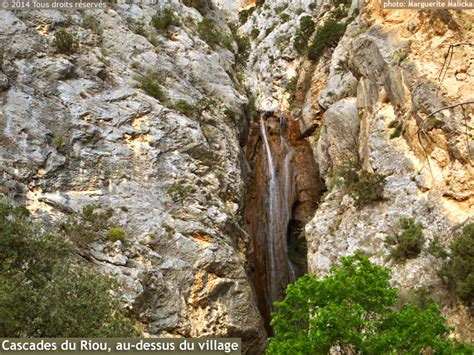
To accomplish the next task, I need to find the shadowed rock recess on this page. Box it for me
[0,0,473,352]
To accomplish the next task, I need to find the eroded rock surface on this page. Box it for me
[0,3,266,352]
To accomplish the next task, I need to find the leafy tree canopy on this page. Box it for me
[0,201,138,337]
[268,253,472,354]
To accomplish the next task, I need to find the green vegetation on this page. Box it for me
[286,76,298,102]
[274,3,288,14]
[224,108,236,121]
[234,31,250,68]
[293,16,315,54]
[332,160,386,207]
[134,70,167,103]
[0,201,137,337]
[393,48,408,63]
[238,7,255,24]
[52,133,67,148]
[307,19,347,62]
[52,29,78,55]
[279,13,290,23]
[388,119,404,139]
[264,24,276,37]
[174,100,200,117]
[61,204,114,247]
[107,227,127,243]
[439,223,474,306]
[251,28,260,39]
[151,8,180,34]
[126,17,147,36]
[82,15,103,35]
[182,0,209,13]
[167,183,194,201]
[268,253,472,354]
[198,18,222,48]
[385,217,425,262]
[427,235,449,259]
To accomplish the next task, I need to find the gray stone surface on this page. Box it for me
[0,5,266,352]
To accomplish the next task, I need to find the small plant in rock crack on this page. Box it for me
[385,217,425,262]
[332,160,386,207]
[182,0,210,14]
[198,18,226,48]
[151,8,180,34]
[224,108,236,121]
[393,48,408,64]
[126,17,147,36]
[307,19,347,62]
[53,29,79,55]
[293,16,316,54]
[173,100,200,117]
[286,76,298,102]
[107,227,127,243]
[388,119,404,139]
[52,133,67,149]
[134,70,167,103]
[82,15,103,35]
[166,183,194,201]
[61,205,115,247]
[251,28,260,40]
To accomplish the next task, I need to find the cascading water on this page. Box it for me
[245,111,323,333]
[258,113,295,309]
[259,113,279,304]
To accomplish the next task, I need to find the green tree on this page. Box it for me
[439,223,474,307]
[0,201,137,337]
[268,253,472,354]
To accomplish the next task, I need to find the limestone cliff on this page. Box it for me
[240,0,472,344]
[0,1,266,352]
[1,0,473,351]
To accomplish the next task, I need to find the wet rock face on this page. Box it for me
[0,4,266,352]
[244,111,324,332]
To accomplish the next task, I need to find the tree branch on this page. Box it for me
[425,101,474,119]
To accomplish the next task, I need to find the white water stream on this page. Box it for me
[259,114,296,306]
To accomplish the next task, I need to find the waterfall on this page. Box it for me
[259,113,296,308]
[259,113,279,304]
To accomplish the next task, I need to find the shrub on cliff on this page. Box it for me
[182,0,210,13]
[293,16,315,54]
[53,29,78,54]
[134,70,167,103]
[333,160,386,207]
[385,217,425,262]
[268,253,472,354]
[151,8,180,33]
[61,204,114,247]
[82,15,103,35]
[439,223,474,307]
[198,18,224,48]
[307,19,346,62]
[0,201,137,337]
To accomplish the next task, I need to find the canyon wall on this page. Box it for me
[0,2,266,352]
[0,0,472,351]
[241,0,472,343]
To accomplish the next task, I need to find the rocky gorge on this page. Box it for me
[0,0,472,353]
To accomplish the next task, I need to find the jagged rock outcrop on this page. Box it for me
[304,3,473,342]
[241,0,472,343]
[1,0,472,349]
[0,2,266,352]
